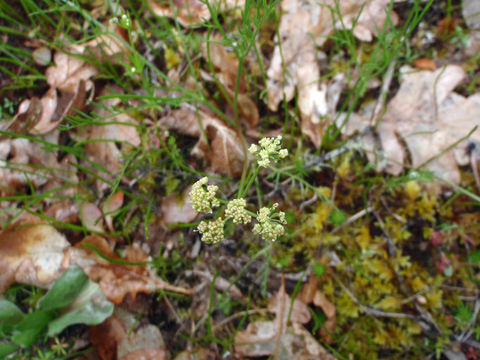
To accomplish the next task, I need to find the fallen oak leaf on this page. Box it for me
[0,222,70,292]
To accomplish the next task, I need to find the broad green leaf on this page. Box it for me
[0,299,25,329]
[11,310,53,347]
[47,280,113,336]
[0,342,18,357]
[37,265,89,312]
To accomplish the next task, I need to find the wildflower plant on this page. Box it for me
[189,136,289,244]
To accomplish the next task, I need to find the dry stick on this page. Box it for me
[373,211,442,333]
[299,192,318,211]
[470,150,480,194]
[333,274,415,319]
[213,309,265,330]
[331,206,375,234]
[370,57,396,128]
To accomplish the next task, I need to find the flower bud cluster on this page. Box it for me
[225,198,251,224]
[248,135,288,167]
[197,217,225,244]
[190,177,220,213]
[252,203,286,242]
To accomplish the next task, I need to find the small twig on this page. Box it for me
[299,192,318,210]
[213,309,265,330]
[370,58,396,128]
[333,274,416,320]
[380,197,406,223]
[331,206,374,234]
[470,149,480,194]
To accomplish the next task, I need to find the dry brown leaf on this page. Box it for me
[463,0,480,56]
[267,0,399,146]
[83,95,141,191]
[118,325,166,360]
[80,202,105,233]
[3,49,96,137]
[160,186,198,225]
[0,221,191,303]
[0,222,70,292]
[234,280,335,360]
[200,38,259,129]
[339,65,480,183]
[81,24,130,63]
[299,276,336,343]
[159,107,245,177]
[103,191,125,232]
[463,0,480,29]
[91,308,167,360]
[174,347,215,360]
[67,235,192,303]
[10,25,130,137]
[148,0,244,27]
[0,135,61,195]
[413,58,437,71]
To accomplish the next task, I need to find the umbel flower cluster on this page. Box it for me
[189,136,288,244]
[248,135,288,167]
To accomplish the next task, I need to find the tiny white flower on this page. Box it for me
[279,149,288,158]
[248,144,259,154]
